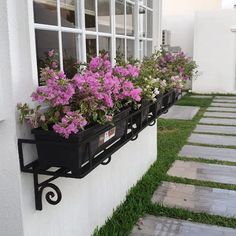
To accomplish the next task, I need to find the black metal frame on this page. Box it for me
[18,90,178,210]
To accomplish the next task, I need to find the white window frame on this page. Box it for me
[31,0,154,84]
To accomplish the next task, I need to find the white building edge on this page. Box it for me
[162,0,236,94]
[0,0,162,236]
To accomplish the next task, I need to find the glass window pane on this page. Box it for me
[139,40,144,59]
[139,7,146,37]
[126,2,134,36]
[116,38,125,60]
[86,35,97,61]
[35,30,59,84]
[60,0,79,28]
[127,39,134,61]
[98,0,111,33]
[99,36,111,56]
[33,0,57,25]
[147,10,153,38]
[146,41,153,57]
[115,0,125,35]
[62,33,79,78]
[139,0,146,6]
[147,0,153,8]
[85,0,96,31]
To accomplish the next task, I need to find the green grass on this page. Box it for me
[94,95,236,236]
[176,94,212,107]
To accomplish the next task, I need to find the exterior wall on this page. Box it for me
[192,10,236,93]
[222,0,236,9]
[0,1,160,236]
[162,0,221,57]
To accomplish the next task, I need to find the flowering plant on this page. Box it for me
[18,51,141,138]
[155,50,198,91]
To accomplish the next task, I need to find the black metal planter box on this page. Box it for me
[32,108,130,177]
[162,89,176,112]
[18,89,180,210]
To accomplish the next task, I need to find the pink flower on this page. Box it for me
[53,111,87,138]
[48,50,55,57]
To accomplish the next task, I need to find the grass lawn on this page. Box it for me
[94,95,236,236]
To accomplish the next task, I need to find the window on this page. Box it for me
[33,0,154,84]
[138,0,153,58]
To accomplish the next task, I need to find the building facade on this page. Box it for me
[0,0,162,235]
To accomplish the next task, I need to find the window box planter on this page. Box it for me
[18,90,180,210]
[162,89,176,112]
[31,108,130,177]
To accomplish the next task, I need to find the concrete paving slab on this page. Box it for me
[213,99,236,103]
[199,117,236,126]
[160,105,200,120]
[188,133,236,146]
[211,103,236,107]
[190,95,212,98]
[204,112,236,118]
[131,215,236,236]
[152,181,236,217]
[194,124,236,135]
[207,107,236,112]
[215,96,236,100]
[179,145,236,162]
[168,160,236,185]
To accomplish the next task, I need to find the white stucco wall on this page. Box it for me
[0,0,159,236]
[192,10,236,93]
[162,0,221,57]
[222,0,236,9]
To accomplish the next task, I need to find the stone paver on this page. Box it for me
[160,105,200,120]
[168,160,236,185]
[179,145,236,162]
[188,133,236,146]
[211,103,236,107]
[131,215,236,236]
[215,96,236,100]
[207,107,236,112]
[194,124,236,135]
[199,117,236,126]
[204,111,236,118]
[190,95,212,98]
[213,99,236,103]
[152,181,236,217]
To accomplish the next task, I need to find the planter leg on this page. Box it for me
[33,172,62,211]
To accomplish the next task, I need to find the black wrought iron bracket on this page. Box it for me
[17,112,158,210]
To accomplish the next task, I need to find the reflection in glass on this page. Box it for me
[115,0,125,35]
[86,35,97,61]
[139,7,146,37]
[147,10,153,38]
[99,37,111,56]
[146,41,153,57]
[62,33,79,78]
[126,2,134,36]
[98,0,111,33]
[60,0,78,28]
[147,0,153,8]
[127,39,134,60]
[85,0,96,31]
[35,30,59,83]
[116,38,125,61]
[33,0,57,25]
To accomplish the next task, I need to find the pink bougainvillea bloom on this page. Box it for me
[48,50,54,57]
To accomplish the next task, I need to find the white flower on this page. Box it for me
[154,88,160,95]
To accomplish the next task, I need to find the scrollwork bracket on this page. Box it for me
[34,172,62,210]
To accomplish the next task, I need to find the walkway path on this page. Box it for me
[131,96,236,235]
